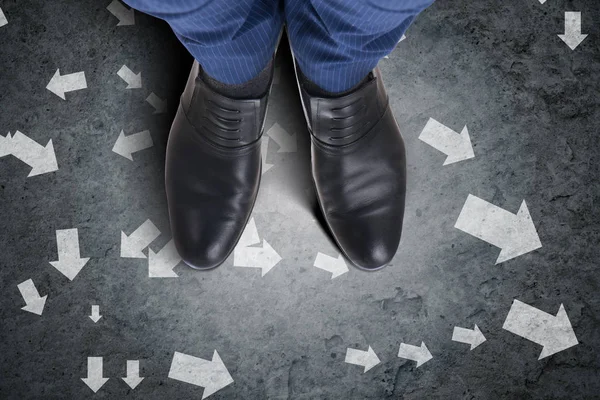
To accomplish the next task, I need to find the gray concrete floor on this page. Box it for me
[1,0,599,399]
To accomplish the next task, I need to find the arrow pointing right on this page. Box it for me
[418,118,474,165]
[558,11,588,50]
[397,342,433,367]
[49,228,90,281]
[454,194,542,264]
[314,252,348,279]
[502,299,578,359]
[81,357,109,393]
[112,130,153,161]
[46,69,87,100]
[106,0,135,26]
[122,360,144,389]
[168,351,234,399]
[344,346,380,373]
[121,219,160,258]
[452,325,486,350]
[17,279,47,315]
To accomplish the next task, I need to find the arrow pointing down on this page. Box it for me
[82,357,109,393]
[49,228,90,280]
[558,11,588,50]
[17,279,47,315]
[46,69,87,100]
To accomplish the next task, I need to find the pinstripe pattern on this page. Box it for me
[124,0,434,91]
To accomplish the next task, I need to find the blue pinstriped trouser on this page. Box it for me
[123,0,434,92]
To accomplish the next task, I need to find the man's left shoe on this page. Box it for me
[294,64,407,270]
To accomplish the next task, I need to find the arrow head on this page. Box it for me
[118,8,135,26]
[148,245,179,278]
[126,73,142,89]
[442,125,474,165]
[202,351,234,399]
[363,346,380,373]
[81,377,109,393]
[22,295,47,315]
[89,314,102,323]
[46,69,66,100]
[538,304,578,359]
[495,200,542,264]
[120,231,146,258]
[331,254,349,279]
[112,130,133,160]
[28,139,58,176]
[122,376,144,389]
[49,257,90,281]
[558,33,588,50]
[470,325,487,350]
[259,239,282,277]
[416,342,433,367]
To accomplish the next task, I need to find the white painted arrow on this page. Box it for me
[168,351,233,399]
[17,279,47,315]
[454,194,542,264]
[538,0,547,3]
[384,34,406,58]
[148,239,180,278]
[344,346,380,373]
[122,360,144,389]
[117,65,142,89]
[418,118,474,165]
[502,299,578,359]
[0,131,58,176]
[0,7,7,27]
[145,92,167,114]
[266,123,297,152]
[261,136,274,174]
[397,342,432,367]
[314,252,348,279]
[112,130,153,160]
[234,239,281,276]
[49,228,90,281]
[452,325,486,350]
[107,0,135,26]
[121,219,160,258]
[81,357,109,393]
[46,69,87,100]
[558,12,587,50]
[89,305,102,323]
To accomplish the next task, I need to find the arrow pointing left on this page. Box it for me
[233,218,282,276]
[46,69,87,100]
[0,131,58,176]
[112,130,153,160]
[168,351,233,399]
[17,279,47,315]
[49,228,90,281]
[81,357,109,393]
[107,0,135,26]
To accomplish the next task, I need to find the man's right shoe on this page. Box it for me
[165,60,273,270]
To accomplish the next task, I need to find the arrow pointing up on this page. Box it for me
[502,299,578,359]
[112,130,153,160]
[169,351,234,399]
[117,65,142,89]
[344,346,380,373]
[266,123,297,153]
[558,12,588,50]
[121,219,160,258]
[148,239,181,278]
[46,69,87,100]
[0,131,58,176]
[89,305,102,323]
[49,228,90,280]
[106,0,135,26]
[17,279,47,315]
[452,325,486,350]
[397,342,433,367]
[314,252,348,279]
[454,194,542,264]
[81,357,109,393]
[122,360,144,389]
[418,118,474,165]
[145,92,167,114]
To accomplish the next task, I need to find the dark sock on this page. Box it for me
[200,58,274,99]
[297,66,371,98]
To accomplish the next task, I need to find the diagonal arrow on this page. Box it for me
[0,7,7,27]
[502,299,578,359]
[49,228,90,281]
[122,360,144,389]
[344,346,380,373]
[261,136,274,174]
[121,219,160,258]
[454,194,542,264]
[558,11,588,50]
[145,92,167,114]
[169,351,234,399]
[0,131,58,176]
[89,305,102,323]
[397,342,432,367]
[452,325,486,350]
[106,0,135,26]
[314,252,348,279]
[17,279,47,315]
[117,65,142,89]
[148,239,181,278]
[266,123,297,152]
[46,69,87,100]
[81,357,109,393]
[418,118,474,165]
[112,130,153,160]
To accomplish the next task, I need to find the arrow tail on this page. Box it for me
[397,343,421,361]
[129,219,160,249]
[452,327,476,345]
[55,228,82,259]
[61,71,87,92]
[17,279,40,301]
[564,11,582,33]
[127,360,140,377]
[344,348,368,366]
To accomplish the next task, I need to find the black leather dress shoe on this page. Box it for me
[293,63,407,270]
[165,60,272,269]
